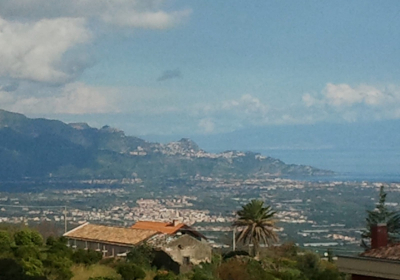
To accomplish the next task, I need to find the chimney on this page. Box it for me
[371,223,388,249]
[172,219,179,227]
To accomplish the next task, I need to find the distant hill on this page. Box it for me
[0,109,333,181]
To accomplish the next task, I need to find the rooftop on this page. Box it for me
[131,220,185,235]
[361,243,400,261]
[64,223,158,246]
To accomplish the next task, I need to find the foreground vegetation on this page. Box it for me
[0,224,346,280]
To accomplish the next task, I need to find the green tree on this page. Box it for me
[361,186,400,247]
[21,257,44,277]
[72,249,102,265]
[14,229,43,246]
[0,231,12,253]
[233,200,278,258]
[126,243,154,268]
[43,255,73,280]
[117,263,146,280]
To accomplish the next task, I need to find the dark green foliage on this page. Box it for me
[43,254,73,280]
[0,230,12,252]
[361,186,400,247]
[0,228,74,280]
[21,257,44,277]
[46,237,73,258]
[296,252,321,280]
[72,249,102,265]
[14,230,43,246]
[116,263,146,280]
[13,245,42,260]
[46,236,56,246]
[190,263,217,280]
[126,244,155,268]
[154,272,177,280]
[0,258,26,280]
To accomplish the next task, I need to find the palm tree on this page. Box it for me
[233,199,278,258]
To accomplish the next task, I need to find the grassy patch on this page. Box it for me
[71,264,121,280]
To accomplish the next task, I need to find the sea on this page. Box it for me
[253,148,400,183]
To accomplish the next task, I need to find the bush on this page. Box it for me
[126,243,154,268]
[13,245,42,260]
[190,263,217,280]
[117,263,146,280]
[154,271,177,280]
[72,249,102,265]
[218,258,275,280]
[0,231,12,252]
[43,255,73,280]
[14,230,43,246]
[21,257,44,277]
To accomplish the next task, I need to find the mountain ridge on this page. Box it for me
[0,109,333,181]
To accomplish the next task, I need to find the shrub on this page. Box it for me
[117,263,146,280]
[43,255,73,280]
[14,229,43,246]
[21,257,44,277]
[126,243,155,268]
[0,231,12,252]
[154,271,177,280]
[13,245,42,260]
[72,249,102,265]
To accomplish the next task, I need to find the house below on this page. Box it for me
[337,224,400,280]
[64,220,212,273]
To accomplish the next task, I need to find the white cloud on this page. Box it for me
[222,94,269,120]
[323,83,388,106]
[302,83,400,122]
[0,0,190,86]
[0,17,90,83]
[0,0,191,29]
[2,83,119,114]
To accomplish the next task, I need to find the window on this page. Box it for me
[183,256,190,265]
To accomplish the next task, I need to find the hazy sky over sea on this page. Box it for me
[1,0,400,136]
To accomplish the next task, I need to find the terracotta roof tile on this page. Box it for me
[131,221,185,234]
[361,244,400,260]
[64,223,158,246]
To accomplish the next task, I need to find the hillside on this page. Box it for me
[0,109,333,180]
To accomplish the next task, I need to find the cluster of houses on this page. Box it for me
[63,220,211,273]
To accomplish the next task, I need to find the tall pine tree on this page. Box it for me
[361,186,400,248]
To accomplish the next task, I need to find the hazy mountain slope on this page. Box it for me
[0,109,332,180]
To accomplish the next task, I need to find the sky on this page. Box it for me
[1,0,400,136]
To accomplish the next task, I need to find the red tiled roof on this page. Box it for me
[131,221,185,234]
[361,244,400,261]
